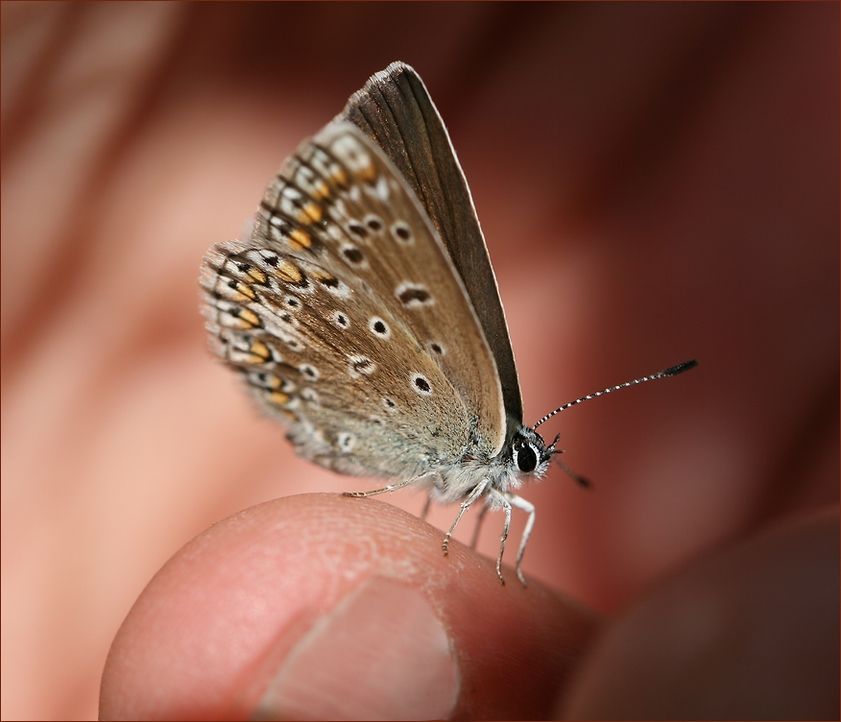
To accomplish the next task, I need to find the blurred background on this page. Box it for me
[2,3,838,719]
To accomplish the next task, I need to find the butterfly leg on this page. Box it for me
[343,471,434,498]
[469,502,490,550]
[442,478,489,558]
[505,492,535,587]
[485,488,512,585]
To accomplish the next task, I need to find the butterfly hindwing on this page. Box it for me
[201,123,507,476]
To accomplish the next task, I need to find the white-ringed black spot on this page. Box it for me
[283,295,301,309]
[299,364,319,380]
[331,311,350,329]
[365,215,384,232]
[368,317,390,338]
[411,374,432,396]
[263,254,279,267]
[395,283,433,308]
[337,431,355,453]
[428,342,445,356]
[300,388,319,405]
[391,222,413,243]
[342,246,365,264]
[347,220,367,238]
[349,355,376,376]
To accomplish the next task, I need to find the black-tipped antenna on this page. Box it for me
[532,359,698,430]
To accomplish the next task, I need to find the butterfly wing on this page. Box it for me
[338,62,524,428]
[201,123,507,478]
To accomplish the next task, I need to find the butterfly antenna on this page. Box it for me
[532,359,698,430]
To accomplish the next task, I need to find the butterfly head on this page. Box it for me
[508,425,557,479]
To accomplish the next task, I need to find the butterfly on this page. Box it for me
[200,61,697,585]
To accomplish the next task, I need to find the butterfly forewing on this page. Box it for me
[339,62,524,427]
[201,123,507,477]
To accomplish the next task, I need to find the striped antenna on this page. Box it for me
[532,359,698,430]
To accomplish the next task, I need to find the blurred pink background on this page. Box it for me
[2,4,837,719]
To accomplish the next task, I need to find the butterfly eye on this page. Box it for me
[514,442,539,473]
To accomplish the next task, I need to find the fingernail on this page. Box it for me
[255,577,459,720]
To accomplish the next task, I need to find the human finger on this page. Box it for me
[101,493,599,720]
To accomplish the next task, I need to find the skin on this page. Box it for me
[2,4,837,720]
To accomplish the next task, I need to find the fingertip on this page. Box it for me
[101,493,599,720]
